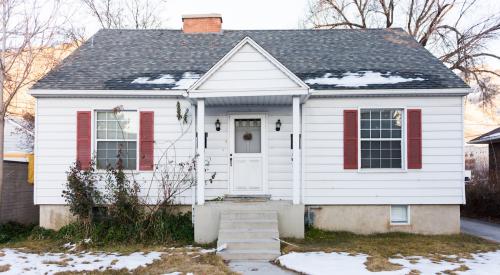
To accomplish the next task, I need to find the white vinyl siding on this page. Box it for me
[35,98,195,205]
[204,106,293,200]
[302,96,465,205]
[196,44,301,91]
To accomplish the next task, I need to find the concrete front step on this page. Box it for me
[221,211,277,220]
[217,210,281,261]
[217,250,281,261]
[218,239,280,250]
[219,219,278,230]
[218,229,279,240]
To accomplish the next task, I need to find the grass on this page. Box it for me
[54,253,236,275]
[283,227,500,273]
[284,227,500,257]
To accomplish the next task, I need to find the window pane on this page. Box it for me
[360,109,403,169]
[96,111,138,170]
[361,158,370,168]
[96,141,137,170]
[381,130,391,138]
[371,120,380,129]
[381,120,391,129]
[235,119,261,153]
[391,205,409,223]
[361,130,370,138]
[381,110,391,119]
[361,120,370,129]
[391,159,402,168]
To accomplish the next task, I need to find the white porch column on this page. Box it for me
[196,99,205,205]
[292,96,301,204]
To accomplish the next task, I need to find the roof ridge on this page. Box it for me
[98,27,405,32]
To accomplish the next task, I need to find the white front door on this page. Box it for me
[229,114,266,194]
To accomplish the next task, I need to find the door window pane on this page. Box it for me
[235,119,261,153]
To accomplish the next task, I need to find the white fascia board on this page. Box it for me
[310,88,471,97]
[188,36,309,91]
[28,89,186,98]
[189,88,309,98]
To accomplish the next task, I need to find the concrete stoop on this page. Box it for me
[217,210,281,261]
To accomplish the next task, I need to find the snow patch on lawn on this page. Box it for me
[304,71,425,87]
[278,250,500,275]
[131,72,200,89]
[0,248,162,275]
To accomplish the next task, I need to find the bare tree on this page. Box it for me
[306,0,500,106]
[0,0,66,201]
[80,0,168,29]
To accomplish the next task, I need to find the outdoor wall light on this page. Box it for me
[276,119,282,131]
[215,119,221,131]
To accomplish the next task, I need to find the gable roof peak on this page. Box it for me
[189,36,309,91]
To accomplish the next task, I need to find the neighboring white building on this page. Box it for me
[30,15,469,242]
[4,116,33,162]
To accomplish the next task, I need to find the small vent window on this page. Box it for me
[391,205,409,224]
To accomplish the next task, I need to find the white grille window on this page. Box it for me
[96,111,138,170]
[391,205,409,224]
[360,109,403,168]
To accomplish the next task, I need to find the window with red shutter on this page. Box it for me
[407,109,422,169]
[139,111,154,171]
[344,110,358,169]
[96,111,138,170]
[360,109,403,169]
[76,111,91,169]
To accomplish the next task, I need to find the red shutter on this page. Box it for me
[344,110,358,169]
[139,111,154,171]
[76,111,91,169]
[407,109,422,169]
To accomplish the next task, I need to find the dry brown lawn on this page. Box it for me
[282,228,500,274]
[54,252,235,275]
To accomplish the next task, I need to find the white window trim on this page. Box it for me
[94,110,139,171]
[390,205,411,225]
[357,107,408,173]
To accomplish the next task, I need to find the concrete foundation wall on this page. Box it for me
[194,201,304,244]
[311,204,460,235]
[0,161,39,224]
[39,205,75,230]
[39,205,192,230]
[39,203,459,236]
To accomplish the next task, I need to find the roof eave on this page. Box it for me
[310,88,471,97]
[28,89,187,98]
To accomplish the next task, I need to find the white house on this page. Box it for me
[30,14,469,258]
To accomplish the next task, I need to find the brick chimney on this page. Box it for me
[182,14,222,33]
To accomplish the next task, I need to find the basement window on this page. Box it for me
[390,205,410,225]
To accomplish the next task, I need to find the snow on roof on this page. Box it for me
[131,72,201,89]
[304,71,425,88]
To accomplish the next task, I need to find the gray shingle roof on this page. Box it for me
[469,127,500,144]
[33,28,468,90]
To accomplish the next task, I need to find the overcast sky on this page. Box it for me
[67,0,499,67]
